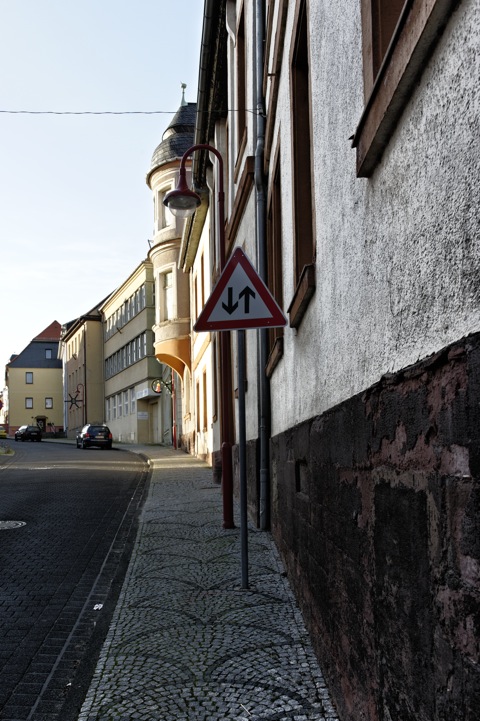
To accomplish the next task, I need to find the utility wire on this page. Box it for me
[0,107,258,115]
[0,109,177,115]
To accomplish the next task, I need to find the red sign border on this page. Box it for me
[194,248,287,331]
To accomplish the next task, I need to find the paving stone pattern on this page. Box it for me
[78,447,338,721]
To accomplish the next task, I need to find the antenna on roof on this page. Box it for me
[181,83,187,106]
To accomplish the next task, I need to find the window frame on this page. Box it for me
[25,372,33,384]
[235,2,247,171]
[266,147,285,377]
[353,0,459,176]
[288,0,316,329]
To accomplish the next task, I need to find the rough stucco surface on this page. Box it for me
[270,333,480,721]
[268,0,480,438]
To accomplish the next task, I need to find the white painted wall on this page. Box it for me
[265,0,480,436]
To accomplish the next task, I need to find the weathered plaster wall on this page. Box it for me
[268,0,480,437]
[271,333,480,721]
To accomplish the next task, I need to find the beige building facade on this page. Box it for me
[59,306,105,438]
[101,260,167,444]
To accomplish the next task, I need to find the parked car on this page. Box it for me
[15,425,42,442]
[76,424,113,450]
[0,425,7,439]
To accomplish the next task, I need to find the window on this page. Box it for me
[236,6,247,162]
[354,0,458,175]
[156,189,173,230]
[112,395,117,419]
[212,339,218,422]
[124,391,129,416]
[45,349,52,359]
[288,0,315,328]
[194,275,199,321]
[106,398,111,422]
[266,151,284,376]
[25,398,33,409]
[200,254,205,310]
[202,370,208,432]
[45,398,53,409]
[196,382,200,433]
[118,393,123,417]
[25,372,33,384]
[162,271,173,321]
[130,388,136,415]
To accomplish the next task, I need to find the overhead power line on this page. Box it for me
[0,107,258,116]
[0,109,176,115]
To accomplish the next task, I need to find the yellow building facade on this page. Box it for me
[6,321,63,435]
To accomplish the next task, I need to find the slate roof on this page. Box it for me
[7,320,62,369]
[148,102,196,182]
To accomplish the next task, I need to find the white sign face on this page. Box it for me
[207,264,275,323]
[194,248,287,332]
[137,411,148,420]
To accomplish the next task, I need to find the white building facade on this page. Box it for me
[192,1,480,719]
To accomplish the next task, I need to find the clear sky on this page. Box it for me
[0,0,204,368]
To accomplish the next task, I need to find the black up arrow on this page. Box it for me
[239,286,255,313]
[222,287,238,315]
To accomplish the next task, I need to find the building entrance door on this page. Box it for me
[150,402,159,444]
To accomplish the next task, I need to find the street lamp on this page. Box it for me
[164,165,201,218]
[164,144,234,528]
[164,144,226,267]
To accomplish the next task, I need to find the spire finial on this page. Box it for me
[181,83,187,106]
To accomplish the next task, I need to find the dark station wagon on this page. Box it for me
[15,425,42,442]
[76,424,113,450]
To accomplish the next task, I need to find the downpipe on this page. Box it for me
[254,0,270,531]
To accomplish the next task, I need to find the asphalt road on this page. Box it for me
[0,439,149,721]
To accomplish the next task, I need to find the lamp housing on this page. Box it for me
[163,169,201,218]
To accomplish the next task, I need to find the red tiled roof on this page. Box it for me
[33,321,62,342]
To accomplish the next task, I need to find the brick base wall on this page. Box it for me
[270,334,480,721]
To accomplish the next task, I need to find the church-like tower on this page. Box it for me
[146,90,196,448]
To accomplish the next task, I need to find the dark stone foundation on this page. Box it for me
[269,334,480,721]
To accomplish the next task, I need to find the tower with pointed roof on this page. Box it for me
[146,89,196,451]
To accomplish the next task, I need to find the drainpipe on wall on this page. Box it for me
[254,0,270,530]
[83,326,87,426]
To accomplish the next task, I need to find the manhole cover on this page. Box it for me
[0,521,26,530]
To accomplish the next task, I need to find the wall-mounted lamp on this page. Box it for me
[151,378,172,395]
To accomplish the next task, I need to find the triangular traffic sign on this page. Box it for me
[194,248,287,331]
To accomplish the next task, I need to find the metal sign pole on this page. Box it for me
[237,329,249,589]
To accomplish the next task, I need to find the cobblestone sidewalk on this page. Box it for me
[78,446,338,721]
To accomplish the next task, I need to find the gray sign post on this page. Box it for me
[194,248,286,588]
